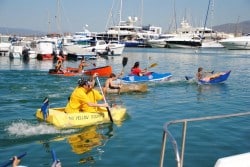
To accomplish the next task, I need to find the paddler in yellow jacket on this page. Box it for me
[65,73,109,113]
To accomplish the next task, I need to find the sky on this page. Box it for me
[0,0,250,34]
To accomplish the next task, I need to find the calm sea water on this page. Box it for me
[0,48,249,167]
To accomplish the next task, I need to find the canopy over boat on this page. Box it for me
[121,72,172,83]
[106,83,148,94]
[199,70,231,84]
[84,65,112,77]
[36,106,126,128]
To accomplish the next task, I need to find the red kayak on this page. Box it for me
[48,69,81,77]
[84,65,112,77]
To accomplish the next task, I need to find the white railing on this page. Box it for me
[159,111,250,167]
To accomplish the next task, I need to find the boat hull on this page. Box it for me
[36,106,126,128]
[199,70,231,84]
[48,69,80,76]
[219,36,250,50]
[106,83,148,94]
[121,72,172,83]
[84,65,112,77]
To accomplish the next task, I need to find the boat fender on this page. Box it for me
[111,50,114,55]
[92,48,95,52]
[105,47,110,51]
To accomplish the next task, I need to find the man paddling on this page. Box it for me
[103,72,123,95]
[65,73,109,113]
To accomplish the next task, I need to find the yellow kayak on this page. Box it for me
[36,106,126,128]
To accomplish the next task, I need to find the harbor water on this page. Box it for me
[0,48,249,167]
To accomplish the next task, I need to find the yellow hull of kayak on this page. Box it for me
[36,106,126,128]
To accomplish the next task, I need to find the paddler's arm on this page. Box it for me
[12,156,21,167]
[117,72,124,78]
[89,73,98,87]
[86,102,109,108]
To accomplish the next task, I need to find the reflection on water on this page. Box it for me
[52,124,113,165]
[196,83,229,101]
[68,126,105,154]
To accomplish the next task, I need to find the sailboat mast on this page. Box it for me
[140,0,143,26]
[48,11,51,34]
[56,0,62,35]
[118,0,122,42]
[202,0,211,38]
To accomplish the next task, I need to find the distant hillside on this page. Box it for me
[1,20,250,36]
[0,27,44,36]
[213,20,250,35]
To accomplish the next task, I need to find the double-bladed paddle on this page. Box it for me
[122,57,128,73]
[0,152,27,167]
[41,97,49,120]
[144,63,158,70]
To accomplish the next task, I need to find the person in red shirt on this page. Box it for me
[130,62,147,76]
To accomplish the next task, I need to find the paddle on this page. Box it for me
[51,149,57,162]
[205,70,214,74]
[148,63,158,69]
[51,149,61,167]
[41,97,49,120]
[144,63,158,71]
[0,152,27,167]
[122,57,128,73]
[185,76,193,80]
[96,76,113,122]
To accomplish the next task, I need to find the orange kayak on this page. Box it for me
[84,65,112,77]
[48,69,81,77]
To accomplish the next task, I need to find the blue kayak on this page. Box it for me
[121,72,172,83]
[198,70,231,84]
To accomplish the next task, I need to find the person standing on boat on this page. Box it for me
[103,73,123,94]
[54,55,64,72]
[131,61,147,76]
[65,73,109,113]
[78,59,88,73]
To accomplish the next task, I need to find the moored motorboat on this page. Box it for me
[84,65,112,77]
[121,72,172,83]
[36,106,126,128]
[219,34,250,50]
[106,83,148,94]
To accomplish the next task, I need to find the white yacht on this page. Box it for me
[165,19,229,48]
[219,34,250,50]
[97,16,162,47]
[64,39,124,57]
[0,35,11,56]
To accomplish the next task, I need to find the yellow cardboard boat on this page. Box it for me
[36,106,126,128]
